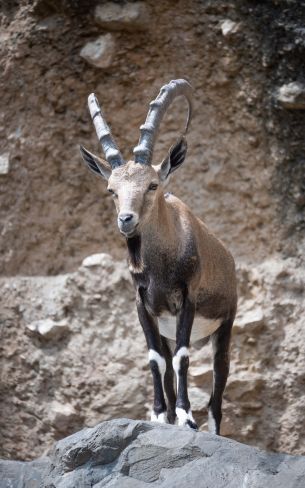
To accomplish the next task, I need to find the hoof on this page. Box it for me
[167,411,176,425]
[186,419,198,430]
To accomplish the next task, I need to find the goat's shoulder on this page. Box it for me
[164,193,199,231]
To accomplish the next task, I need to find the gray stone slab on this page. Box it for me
[1,419,305,488]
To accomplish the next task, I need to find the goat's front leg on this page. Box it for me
[173,295,197,429]
[136,290,167,423]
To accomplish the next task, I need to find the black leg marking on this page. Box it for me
[208,318,233,435]
[175,355,190,411]
[173,295,198,429]
[150,357,167,417]
[136,288,167,422]
[161,336,176,424]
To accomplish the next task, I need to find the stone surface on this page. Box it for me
[0,457,50,488]
[2,419,305,488]
[49,401,78,433]
[276,82,305,109]
[82,253,114,269]
[26,318,70,340]
[233,307,265,333]
[94,2,149,31]
[220,19,240,36]
[2,254,305,460]
[0,152,10,174]
[80,34,115,68]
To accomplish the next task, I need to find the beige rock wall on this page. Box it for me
[1,254,305,460]
[1,0,305,462]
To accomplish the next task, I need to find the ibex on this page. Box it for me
[80,79,237,434]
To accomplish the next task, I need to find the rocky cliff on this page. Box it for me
[1,0,305,464]
[1,0,305,276]
[1,419,305,487]
[1,253,305,461]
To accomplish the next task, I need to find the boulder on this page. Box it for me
[226,372,264,401]
[189,364,213,385]
[1,419,305,487]
[220,19,240,37]
[82,253,114,269]
[26,318,70,340]
[233,306,265,333]
[48,401,78,433]
[0,458,50,488]
[276,82,305,109]
[80,34,115,69]
[94,2,149,32]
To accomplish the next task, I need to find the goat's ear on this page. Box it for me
[157,137,187,182]
[80,145,111,180]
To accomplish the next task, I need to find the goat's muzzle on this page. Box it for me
[118,212,139,237]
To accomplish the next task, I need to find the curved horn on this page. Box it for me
[88,93,124,168]
[133,79,193,165]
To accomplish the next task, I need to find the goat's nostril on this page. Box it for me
[119,213,133,223]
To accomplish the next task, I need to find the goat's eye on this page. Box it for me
[108,188,117,197]
[148,183,158,191]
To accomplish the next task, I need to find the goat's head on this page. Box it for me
[80,79,193,238]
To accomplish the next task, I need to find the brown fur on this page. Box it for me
[106,160,237,324]
[81,151,237,432]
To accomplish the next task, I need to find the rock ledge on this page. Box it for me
[1,418,305,487]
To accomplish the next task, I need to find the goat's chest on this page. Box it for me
[136,278,221,343]
[158,313,221,344]
[145,283,183,316]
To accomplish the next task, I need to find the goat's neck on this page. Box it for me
[144,194,174,244]
[127,193,176,270]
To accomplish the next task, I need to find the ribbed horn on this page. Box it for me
[88,93,124,168]
[133,79,193,165]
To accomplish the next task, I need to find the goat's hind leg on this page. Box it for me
[208,318,233,435]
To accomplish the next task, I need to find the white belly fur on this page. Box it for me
[158,314,221,344]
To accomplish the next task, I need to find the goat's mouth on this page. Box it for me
[120,224,139,239]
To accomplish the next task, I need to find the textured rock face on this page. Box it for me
[1,419,305,488]
[276,82,305,109]
[80,34,116,69]
[0,457,50,488]
[0,0,305,275]
[1,253,305,460]
[1,0,305,466]
[94,2,150,31]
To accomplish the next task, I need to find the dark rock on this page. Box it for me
[0,457,50,488]
[1,419,305,487]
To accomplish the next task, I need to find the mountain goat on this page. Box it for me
[80,79,237,433]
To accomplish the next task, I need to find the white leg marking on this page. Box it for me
[172,347,189,391]
[148,350,166,377]
[208,409,217,434]
[148,350,167,423]
[151,411,167,424]
[173,348,195,427]
[176,407,196,427]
